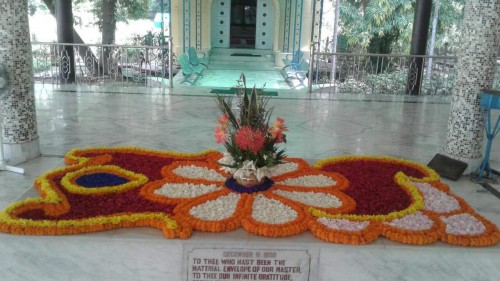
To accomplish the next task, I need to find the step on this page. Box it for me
[209,48,274,62]
[208,61,279,71]
[209,54,274,63]
[206,48,276,70]
[210,48,274,56]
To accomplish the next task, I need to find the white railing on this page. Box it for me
[32,40,174,88]
[308,43,459,95]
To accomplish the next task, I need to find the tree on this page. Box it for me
[339,0,414,54]
[40,0,101,74]
[75,0,150,45]
[28,0,48,15]
[74,0,150,73]
[338,0,464,55]
[432,0,464,55]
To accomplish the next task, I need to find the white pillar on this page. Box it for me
[0,0,40,164]
[443,0,500,172]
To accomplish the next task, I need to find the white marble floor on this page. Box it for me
[1,83,499,281]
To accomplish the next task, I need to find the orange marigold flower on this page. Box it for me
[235,126,265,153]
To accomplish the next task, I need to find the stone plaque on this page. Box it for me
[185,246,314,281]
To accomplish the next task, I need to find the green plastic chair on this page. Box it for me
[177,54,205,85]
[187,47,209,68]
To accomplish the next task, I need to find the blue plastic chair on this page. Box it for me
[475,89,500,181]
[282,50,303,71]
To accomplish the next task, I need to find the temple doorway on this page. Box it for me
[211,0,273,50]
[230,0,257,48]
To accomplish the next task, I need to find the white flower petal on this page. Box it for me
[317,218,370,231]
[267,162,299,177]
[220,166,236,174]
[273,190,342,208]
[252,194,298,224]
[277,175,336,187]
[218,153,235,166]
[255,167,267,181]
[154,183,223,198]
[173,165,226,181]
[440,213,486,235]
[414,182,460,213]
[189,193,241,221]
[384,211,434,231]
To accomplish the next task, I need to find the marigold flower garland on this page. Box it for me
[0,147,498,247]
[142,156,354,237]
[311,155,500,246]
[0,147,222,239]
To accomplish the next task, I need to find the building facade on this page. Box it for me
[169,0,321,59]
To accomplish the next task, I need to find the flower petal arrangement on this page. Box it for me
[0,147,498,247]
[214,74,288,184]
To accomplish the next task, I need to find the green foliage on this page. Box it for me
[339,0,414,53]
[74,0,150,30]
[337,68,456,96]
[338,0,464,54]
[433,0,464,54]
[28,0,49,16]
[148,0,170,20]
[131,31,167,46]
[32,58,52,73]
[116,0,150,22]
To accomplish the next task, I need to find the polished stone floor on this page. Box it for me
[176,69,291,89]
[1,83,499,281]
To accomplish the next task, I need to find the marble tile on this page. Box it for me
[0,157,63,209]
[0,84,499,281]
[175,69,290,90]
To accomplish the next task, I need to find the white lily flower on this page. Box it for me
[218,152,235,166]
[219,166,236,174]
[233,160,258,180]
[255,167,268,181]
[241,160,257,171]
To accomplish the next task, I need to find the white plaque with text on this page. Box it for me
[184,247,314,281]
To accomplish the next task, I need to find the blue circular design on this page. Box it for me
[75,173,129,188]
[225,177,274,194]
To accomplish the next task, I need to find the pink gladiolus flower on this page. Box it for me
[216,114,229,127]
[269,117,287,143]
[215,114,230,144]
[215,127,227,144]
[235,126,265,154]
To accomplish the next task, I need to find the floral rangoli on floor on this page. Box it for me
[0,147,498,247]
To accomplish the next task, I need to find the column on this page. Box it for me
[0,0,40,164]
[406,0,432,96]
[443,0,500,171]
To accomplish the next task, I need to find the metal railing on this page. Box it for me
[32,40,174,88]
[32,41,498,94]
[308,43,459,96]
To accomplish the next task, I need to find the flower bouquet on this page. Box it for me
[215,74,287,187]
